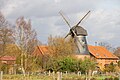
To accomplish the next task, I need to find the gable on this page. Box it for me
[32,46,49,56]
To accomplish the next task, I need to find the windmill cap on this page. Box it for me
[71,26,88,36]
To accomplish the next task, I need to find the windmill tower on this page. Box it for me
[59,11,90,55]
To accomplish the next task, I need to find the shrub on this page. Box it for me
[114,77,119,80]
[90,78,96,80]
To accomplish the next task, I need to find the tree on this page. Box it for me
[48,36,76,57]
[46,56,81,72]
[0,12,14,56]
[114,47,120,59]
[104,62,116,72]
[58,56,79,72]
[15,17,39,54]
[118,61,120,68]
[0,11,9,28]
[14,17,39,75]
[80,58,96,74]
[23,55,43,72]
[45,36,77,72]
[46,36,96,73]
[98,42,116,52]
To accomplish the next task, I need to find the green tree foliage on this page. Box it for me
[46,36,96,73]
[104,62,116,72]
[46,56,79,72]
[80,58,96,73]
[58,57,82,72]
[46,56,96,73]
[118,61,120,68]
[1,64,8,74]
[46,36,77,72]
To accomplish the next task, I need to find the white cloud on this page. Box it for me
[0,0,120,47]
[84,9,120,47]
[1,0,24,16]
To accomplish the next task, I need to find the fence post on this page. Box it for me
[60,72,62,79]
[119,72,120,80]
[85,71,87,80]
[48,70,51,76]
[44,71,47,76]
[0,71,3,80]
[57,72,62,80]
[77,71,81,76]
[65,71,67,75]
[52,71,55,80]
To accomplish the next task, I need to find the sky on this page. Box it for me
[0,0,120,47]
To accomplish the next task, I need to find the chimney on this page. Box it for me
[95,42,97,46]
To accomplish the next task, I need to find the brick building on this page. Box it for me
[88,45,119,70]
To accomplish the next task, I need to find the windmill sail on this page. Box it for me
[59,11,90,55]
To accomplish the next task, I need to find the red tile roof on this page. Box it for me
[0,56,16,61]
[32,45,119,60]
[88,45,118,59]
[32,46,49,56]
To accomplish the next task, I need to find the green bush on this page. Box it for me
[105,77,114,80]
[114,77,119,80]
[90,78,96,80]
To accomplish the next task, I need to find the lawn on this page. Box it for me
[1,74,119,80]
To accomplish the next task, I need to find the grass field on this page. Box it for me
[1,74,118,80]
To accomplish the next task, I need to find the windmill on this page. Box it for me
[59,11,90,55]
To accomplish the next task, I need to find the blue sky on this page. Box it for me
[0,0,120,47]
